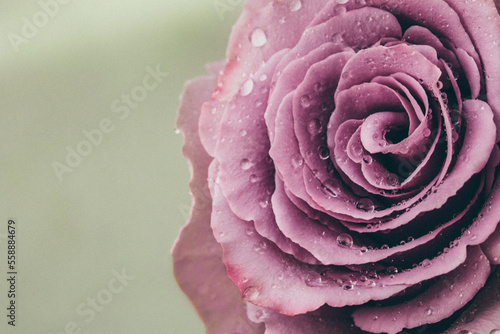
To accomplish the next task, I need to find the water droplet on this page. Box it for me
[250,174,258,183]
[458,331,472,334]
[363,155,373,164]
[289,0,302,11]
[366,280,376,287]
[250,28,267,47]
[425,308,432,316]
[436,81,443,90]
[322,178,341,197]
[242,287,260,301]
[373,316,379,321]
[291,154,304,168]
[300,95,312,108]
[331,32,344,44]
[343,281,354,290]
[490,330,500,334]
[240,79,254,96]
[423,128,432,137]
[245,228,254,236]
[318,146,330,160]
[386,173,400,187]
[308,118,322,135]
[462,310,476,323]
[356,198,375,212]
[174,128,181,134]
[240,158,252,170]
[336,0,349,3]
[314,82,325,93]
[386,266,398,275]
[337,233,354,248]
[421,259,432,268]
[259,199,269,208]
[259,74,268,81]
[240,129,247,137]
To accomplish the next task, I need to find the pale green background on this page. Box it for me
[0,1,242,333]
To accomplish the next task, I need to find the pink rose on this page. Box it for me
[173,1,500,333]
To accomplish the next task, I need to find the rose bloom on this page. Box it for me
[173,1,500,333]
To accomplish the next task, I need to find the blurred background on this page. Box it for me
[0,1,243,333]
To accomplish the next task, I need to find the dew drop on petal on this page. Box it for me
[336,0,349,3]
[250,28,267,47]
[322,178,341,197]
[289,0,302,12]
[242,287,260,301]
[386,266,398,275]
[458,331,472,334]
[490,330,500,334]
[337,233,353,248]
[331,32,344,44]
[386,173,400,187]
[318,146,330,160]
[308,118,322,135]
[240,158,252,170]
[462,309,476,323]
[300,95,312,108]
[363,155,373,164]
[421,259,432,268]
[343,282,354,290]
[425,308,432,316]
[240,78,254,96]
[259,199,269,208]
[356,198,375,212]
[423,128,432,137]
[291,154,304,168]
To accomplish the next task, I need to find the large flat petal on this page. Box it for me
[173,73,263,334]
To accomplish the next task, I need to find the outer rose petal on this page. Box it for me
[247,303,368,334]
[443,269,500,334]
[173,70,263,334]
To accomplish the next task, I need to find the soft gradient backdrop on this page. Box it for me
[0,1,242,333]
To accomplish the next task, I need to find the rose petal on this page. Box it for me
[353,246,491,334]
[173,73,263,334]
[248,303,367,334]
[443,0,500,140]
[443,268,500,334]
[211,184,411,314]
